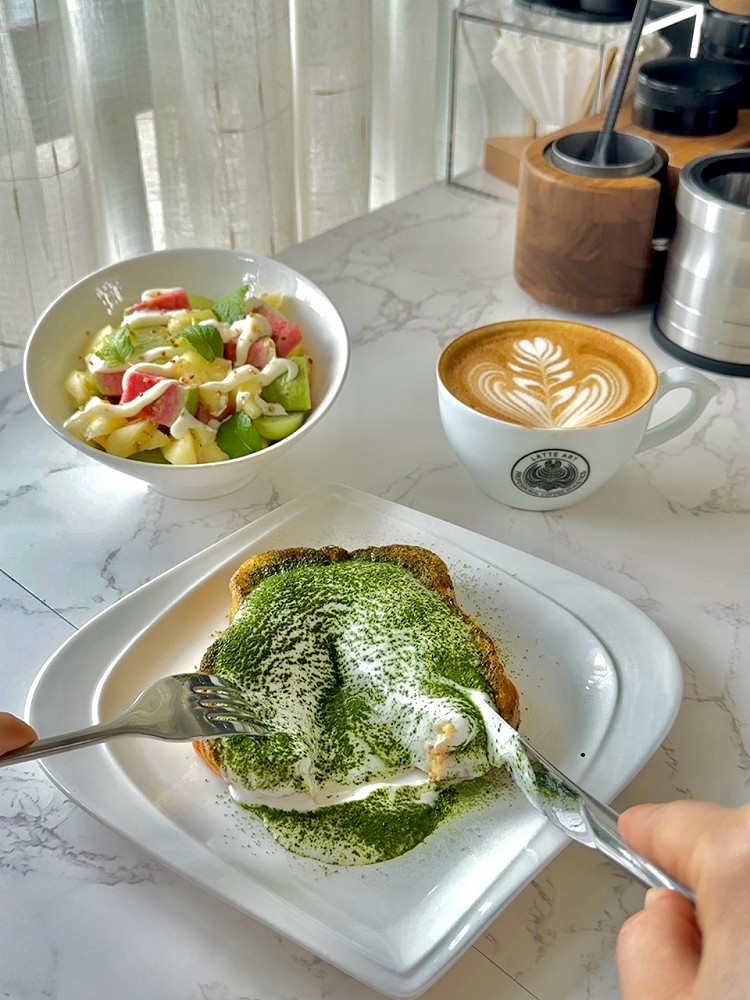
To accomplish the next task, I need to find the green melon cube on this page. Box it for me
[261,357,311,411]
[253,411,305,441]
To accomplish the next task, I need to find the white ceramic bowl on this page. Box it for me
[24,247,349,500]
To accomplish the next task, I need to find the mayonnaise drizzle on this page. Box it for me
[63,378,172,434]
[63,362,182,436]
[231,313,272,365]
[170,408,218,445]
[200,357,297,393]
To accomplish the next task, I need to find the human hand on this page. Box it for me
[0,712,37,756]
[617,800,750,1000]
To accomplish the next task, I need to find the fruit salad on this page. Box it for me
[62,284,313,465]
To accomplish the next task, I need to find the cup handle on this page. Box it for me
[636,367,719,454]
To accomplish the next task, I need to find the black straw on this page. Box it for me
[591,0,652,165]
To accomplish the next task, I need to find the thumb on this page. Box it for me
[617,888,701,1000]
[0,713,37,755]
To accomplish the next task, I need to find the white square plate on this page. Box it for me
[27,484,682,997]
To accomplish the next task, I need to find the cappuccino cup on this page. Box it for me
[437,319,719,511]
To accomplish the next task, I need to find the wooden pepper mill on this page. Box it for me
[513,131,668,314]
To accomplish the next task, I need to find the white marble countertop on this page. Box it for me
[1,181,748,1000]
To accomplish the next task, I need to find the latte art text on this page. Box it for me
[468,337,632,428]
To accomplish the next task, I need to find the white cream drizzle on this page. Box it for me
[63,378,173,434]
[230,313,272,365]
[199,357,296,393]
[140,286,184,299]
[121,309,187,330]
[199,318,234,343]
[224,696,479,815]
[170,408,218,445]
[64,362,186,437]
[227,767,434,813]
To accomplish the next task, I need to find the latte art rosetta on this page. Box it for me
[468,337,632,428]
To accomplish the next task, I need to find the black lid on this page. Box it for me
[701,5,750,63]
[634,57,745,135]
[634,99,739,135]
[512,0,634,22]
[636,56,746,110]
[578,0,636,17]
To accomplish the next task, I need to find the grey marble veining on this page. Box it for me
[0,181,748,999]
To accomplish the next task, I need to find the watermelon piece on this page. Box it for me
[125,289,190,314]
[255,305,303,357]
[195,402,214,425]
[121,370,197,427]
[94,370,125,397]
[247,336,276,369]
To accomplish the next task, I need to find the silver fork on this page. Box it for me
[496,712,694,901]
[0,673,267,767]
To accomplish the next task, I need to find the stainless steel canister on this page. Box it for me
[653,150,750,376]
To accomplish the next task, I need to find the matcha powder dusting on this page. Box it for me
[196,546,519,866]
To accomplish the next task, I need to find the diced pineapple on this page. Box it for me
[64,369,99,406]
[232,371,262,397]
[162,433,198,465]
[84,324,114,356]
[174,349,231,385]
[104,419,169,458]
[167,309,216,335]
[197,439,230,464]
[81,412,130,443]
[198,388,228,416]
[260,292,284,311]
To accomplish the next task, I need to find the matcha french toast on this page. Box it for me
[195,544,520,864]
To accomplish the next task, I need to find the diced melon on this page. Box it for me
[253,411,305,441]
[130,448,169,464]
[188,294,215,310]
[93,369,125,397]
[246,336,276,369]
[162,434,198,465]
[255,304,303,357]
[261,357,312,411]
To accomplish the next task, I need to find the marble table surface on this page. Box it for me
[1,181,748,1000]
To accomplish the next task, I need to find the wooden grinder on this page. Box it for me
[514,132,667,314]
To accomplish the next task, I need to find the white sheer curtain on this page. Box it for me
[0,0,458,370]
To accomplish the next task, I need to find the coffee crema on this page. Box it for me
[439,320,658,429]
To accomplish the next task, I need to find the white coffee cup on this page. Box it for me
[437,319,719,511]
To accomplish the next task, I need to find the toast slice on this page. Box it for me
[194,544,520,864]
